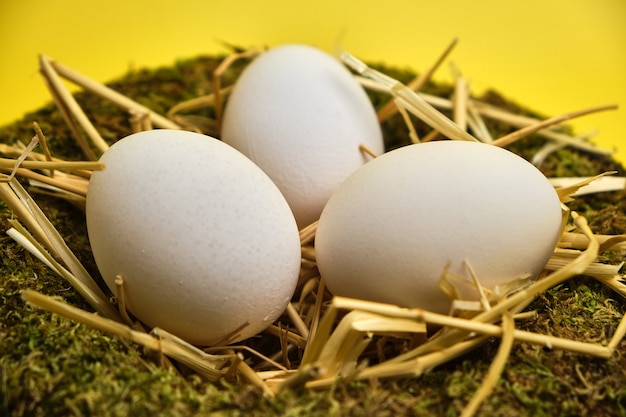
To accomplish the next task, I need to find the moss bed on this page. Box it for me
[1,54,626,417]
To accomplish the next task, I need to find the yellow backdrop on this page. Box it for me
[1,0,624,163]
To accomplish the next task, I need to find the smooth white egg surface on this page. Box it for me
[315,141,563,314]
[86,129,302,345]
[221,44,384,229]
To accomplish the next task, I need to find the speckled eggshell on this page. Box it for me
[315,141,563,314]
[221,44,384,229]
[86,129,302,345]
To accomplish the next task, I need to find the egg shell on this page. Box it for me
[221,44,384,229]
[86,129,301,345]
[315,141,563,314]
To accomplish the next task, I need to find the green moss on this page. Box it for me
[1,54,625,416]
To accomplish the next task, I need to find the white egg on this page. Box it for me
[221,44,384,229]
[315,141,563,314]
[86,129,301,345]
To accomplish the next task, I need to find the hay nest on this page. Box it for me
[1,42,626,416]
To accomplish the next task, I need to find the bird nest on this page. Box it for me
[1,41,625,416]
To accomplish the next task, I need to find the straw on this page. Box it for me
[341,52,478,142]
[49,57,181,131]
[377,38,458,122]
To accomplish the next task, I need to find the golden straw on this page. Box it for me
[491,104,618,148]
[49,57,181,131]
[378,38,458,121]
[460,313,515,417]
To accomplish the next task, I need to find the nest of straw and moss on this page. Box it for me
[1,45,626,417]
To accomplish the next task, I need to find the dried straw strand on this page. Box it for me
[553,172,617,203]
[0,138,38,182]
[22,289,157,348]
[3,178,119,319]
[560,232,626,251]
[377,38,458,122]
[358,143,379,159]
[0,158,104,172]
[460,313,515,417]
[491,104,618,148]
[450,63,469,132]
[395,100,421,143]
[416,93,613,156]
[550,176,626,196]
[329,296,616,358]
[114,275,135,327]
[0,143,94,178]
[49,57,181,131]
[299,220,319,246]
[32,122,53,162]
[466,98,493,143]
[286,302,310,339]
[40,55,108,156]
[341,52,478,143]
[212,48,263,131]
[8,222,120,320]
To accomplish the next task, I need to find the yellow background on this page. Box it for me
[1,0,624,164]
